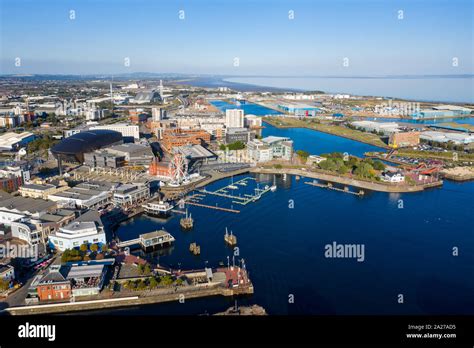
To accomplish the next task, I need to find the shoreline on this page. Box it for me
[4,285,253,316]
[251,167,443,193]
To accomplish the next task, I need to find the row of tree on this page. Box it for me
[317,152,386,179]
[123,274,182,290]
[219,141,246,151]
[60,244,108,263]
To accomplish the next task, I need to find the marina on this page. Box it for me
[197,176,274,206]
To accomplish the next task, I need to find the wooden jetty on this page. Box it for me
[185,201,240,213]
[117,230,175,251]
[305,181,365,196]
[224,228,237,246]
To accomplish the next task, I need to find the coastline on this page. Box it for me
[4,285,253,316]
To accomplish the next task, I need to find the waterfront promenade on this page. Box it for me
[5,279,254,315]
[250,167,442,192]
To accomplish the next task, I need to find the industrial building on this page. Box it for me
[351,121,400,135]
[420,131,474,145]
[412,105,472,119]
[277,103,321,116]
[0,132,35,152]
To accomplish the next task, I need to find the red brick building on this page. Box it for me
[161,128,211,152]
[36,266,71,301]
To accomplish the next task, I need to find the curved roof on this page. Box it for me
[51,130,122,160]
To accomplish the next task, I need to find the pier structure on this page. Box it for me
[117,230,175,251]
[305,180,365,196]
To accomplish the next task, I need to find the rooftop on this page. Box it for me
[20,183,57,191]
[0,195,56,214]
[140,230,171,240]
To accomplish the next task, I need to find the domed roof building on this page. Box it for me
[51,130,123,163]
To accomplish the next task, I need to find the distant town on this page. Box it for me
[0,76,473,315]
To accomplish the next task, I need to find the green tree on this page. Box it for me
[226,141,245,150]
[149,277,159,288]
[273,164,283,169]
[354,162,375,178]
[159,275,173,286]
[101,244,108,253]
[144,264,151,275]
[296,150,310,161]
[80,244,88,252]
[90,244,99,252]
[372,160,386,171]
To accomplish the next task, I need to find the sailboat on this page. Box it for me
[228,176,238,190]
[270,176,277,192]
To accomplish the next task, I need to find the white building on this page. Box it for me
[49,221,106,251]
[244,114,262,128]
[247,136,293,163]
[10,219,43,245]
[225,109,244,129]
[381,172,405,183]
[90,123,140,140]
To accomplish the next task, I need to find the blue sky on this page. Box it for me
[0,0,472,75]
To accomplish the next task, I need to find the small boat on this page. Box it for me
[143,201,174,217]
[228,185,238,190]
[270,185,277,192]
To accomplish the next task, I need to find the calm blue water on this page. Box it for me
[209,99,282,116]
[262,122,383,157]
[106,126,473,316]
[224,76,474,104]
